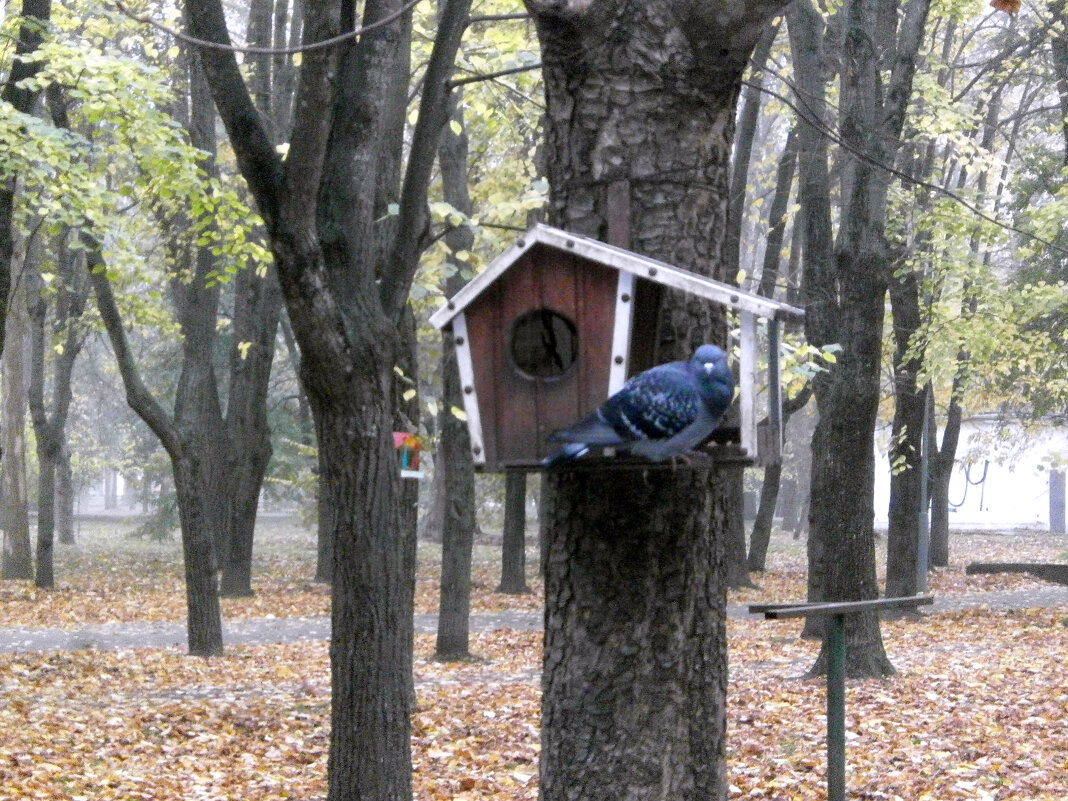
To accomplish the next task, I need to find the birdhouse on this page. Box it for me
[428,224,804,471]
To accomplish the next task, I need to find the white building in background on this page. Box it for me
[874,415,1068,531]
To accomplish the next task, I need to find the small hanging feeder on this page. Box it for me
[393,432,424,479]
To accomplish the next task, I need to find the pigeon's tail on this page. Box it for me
[542,442,590,467]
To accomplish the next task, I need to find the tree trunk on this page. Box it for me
[928,382,962,567]
[26,223,89,589]
[748,459,781,571]
[104,468,118,510]
[541,468,729,800]
[0,0,53,364]
[434,83,479,656]
[317,382,413,800]
[187,0,473,791]
[1050,470,1066,534]
[790,0,930,674]
[499,470,530,594]
[724,463,756,589]
[885,270,926,598]
[748,386,811,571]
[217,0,300,598]
[1,285,32,580]
[746,125,801,573]
[173,449,225,655]
[56,434,75,545]
[725,21,780,285]
[527,0,786,795]
[220,262,282,597]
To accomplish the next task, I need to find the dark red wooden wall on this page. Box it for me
[462,245,617,469]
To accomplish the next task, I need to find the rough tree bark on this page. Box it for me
[184,0,473,796]
[526,1,787,796]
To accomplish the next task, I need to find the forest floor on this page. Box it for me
[1,517,1067,800]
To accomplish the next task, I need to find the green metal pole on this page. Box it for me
[826,614,846,801]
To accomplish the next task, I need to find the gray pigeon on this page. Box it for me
[543,344,734,466]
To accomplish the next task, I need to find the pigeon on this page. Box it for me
[543,344,734,466]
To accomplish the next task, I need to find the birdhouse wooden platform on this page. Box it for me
[429,224,804,472]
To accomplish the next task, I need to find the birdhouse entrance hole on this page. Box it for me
[510,308,579,380]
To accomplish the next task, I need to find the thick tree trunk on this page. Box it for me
[186,0,473,791]
[498,471,530,594]
[316,383,413,801]
[528,0,786,795]
[541,468,728,800]
[788,0,837,638]
[805,270,891,674]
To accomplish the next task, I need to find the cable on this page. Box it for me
[111,0,423,55]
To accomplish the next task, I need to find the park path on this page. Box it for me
[1,585,1066,654]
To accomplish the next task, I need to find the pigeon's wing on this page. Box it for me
[547,410,629,446]
[597,363,703,444]
[625,404,718,461]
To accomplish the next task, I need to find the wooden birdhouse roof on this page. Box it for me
[429,223,805,330]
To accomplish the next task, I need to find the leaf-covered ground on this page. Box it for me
[1,518,1066,800]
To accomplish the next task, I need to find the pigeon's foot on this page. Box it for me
[669,452,694,471]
